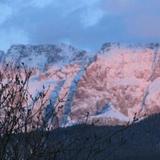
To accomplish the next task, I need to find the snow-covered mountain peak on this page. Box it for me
[5,44,90,69]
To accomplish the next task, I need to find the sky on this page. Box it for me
[0,0,160,51]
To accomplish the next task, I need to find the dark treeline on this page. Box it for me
[1,113,160,160]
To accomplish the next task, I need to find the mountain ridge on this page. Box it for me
[1,42,160,127]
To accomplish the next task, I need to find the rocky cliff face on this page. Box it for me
[71,43,160,125]
[1,43,160,127]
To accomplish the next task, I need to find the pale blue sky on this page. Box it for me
[0,0,160,51]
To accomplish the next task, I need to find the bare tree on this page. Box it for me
[0,63,53,159]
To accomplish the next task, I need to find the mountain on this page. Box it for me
[1,42,160,127]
